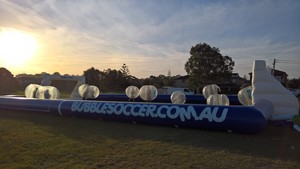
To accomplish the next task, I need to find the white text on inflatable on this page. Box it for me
[70,102,228,123]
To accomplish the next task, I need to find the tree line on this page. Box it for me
[83,42,236,92]
[1,42,299,94]
[0,67,19,94]
[83,64,178,92]
[0,64,179,94]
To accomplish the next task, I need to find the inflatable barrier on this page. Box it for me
[0,60,298,134]
[0,96,269,134]
[93,94,241,105]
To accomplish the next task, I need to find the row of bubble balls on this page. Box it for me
[24,84,252,106]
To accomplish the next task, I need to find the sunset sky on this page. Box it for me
[0,0,300,78]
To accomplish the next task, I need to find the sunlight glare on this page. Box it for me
[0,29,37,66]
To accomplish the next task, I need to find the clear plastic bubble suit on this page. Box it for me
[125,86,140,99]
[238,86,252,106]
[25,84,41,98]
[202,84,221,99]
[78,84,100,99]
[139,85,158,101]
[170,91,186,104]
[35,86,60,99]
[207,94,230,106]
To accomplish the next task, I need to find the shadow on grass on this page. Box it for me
[1,109,300,163]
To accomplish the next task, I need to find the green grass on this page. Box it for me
[0,110,300,169]
[293,115,300,124]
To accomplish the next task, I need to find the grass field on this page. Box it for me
[0,110,299,169]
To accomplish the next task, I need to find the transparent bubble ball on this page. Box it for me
[78,84,100,99]
[25,84,41,98]
[35,86,60,100]
[125,86,140,99]
[139,85,158,101]
[207,94,230,106]
[238,86,252,106]
[202,84,221,99]
[170,91,186,104]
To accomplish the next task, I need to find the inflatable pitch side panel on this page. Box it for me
[0,96,266,134]
[94,94,241,105]
[0,96,61,113]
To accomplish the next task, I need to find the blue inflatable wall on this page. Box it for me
[0,96,266,134]
[94,94,241,105]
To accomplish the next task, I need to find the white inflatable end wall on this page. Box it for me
[252,60,299,120]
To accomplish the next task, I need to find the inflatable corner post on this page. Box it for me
[70,76,86,99]
[251,60,299,120]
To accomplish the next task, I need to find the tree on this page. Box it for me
[167,69,171,77]
[53,72,61,76]
[142,74,175,88]
[119,63,131,88]
[0,67,18,94]
[165,70,174,86]
[102,69,122,90]
[83,67,102,87]
[118,64,141,89]
[185,43,234,88]
[83,64,140,92]
[120,63,130,77]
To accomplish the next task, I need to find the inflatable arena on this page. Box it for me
[0,60,299,134]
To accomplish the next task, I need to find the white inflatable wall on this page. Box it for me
[252,60,299,120]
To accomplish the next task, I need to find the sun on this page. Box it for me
[0,29,37,66]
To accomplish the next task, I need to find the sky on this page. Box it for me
[0,0,300,79]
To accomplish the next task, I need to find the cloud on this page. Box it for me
[0,0,300,78]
